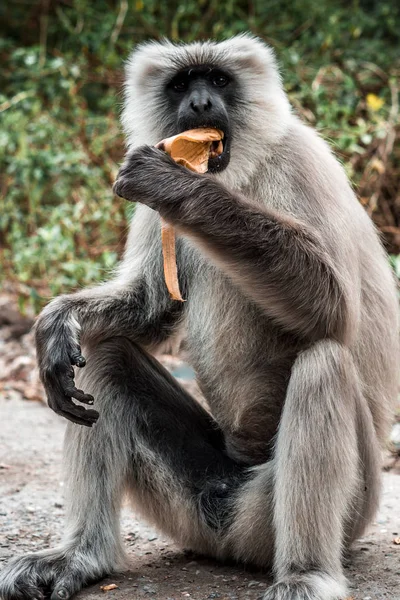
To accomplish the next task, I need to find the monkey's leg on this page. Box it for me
[0,346,130,600]
[262,339,380,600]
[0,337,244,600]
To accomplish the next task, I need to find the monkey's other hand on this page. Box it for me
[40,360,99,427]
[35,313,99,427]
[113,145,197,214]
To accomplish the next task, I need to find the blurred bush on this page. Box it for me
[0,0,399,311]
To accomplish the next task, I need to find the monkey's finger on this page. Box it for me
[50,395,99,426]
[51,587,69,600]
[65,386,95,405]
[58,370,94,404]
[70,354,86,368]
[59,403,99,427]
[51,582,77,600]
[62,400,98,420]
[112,177,129,200]
[54,409,97,427]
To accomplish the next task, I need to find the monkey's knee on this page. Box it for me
[294,338,353,378]
[76,337,148,404]
[81,336,144,378]
[289,338,361,415]
[80,336,178,391]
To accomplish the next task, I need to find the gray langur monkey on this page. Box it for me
[0,34,398,600]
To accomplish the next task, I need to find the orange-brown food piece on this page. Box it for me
[159,127,224,174]
[157,128,224,301]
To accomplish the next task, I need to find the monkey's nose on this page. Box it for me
[189,90,212,113]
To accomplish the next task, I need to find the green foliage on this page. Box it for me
[0,0,399,311]
[0,38,129,303]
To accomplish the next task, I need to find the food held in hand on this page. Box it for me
[157,128,224,301]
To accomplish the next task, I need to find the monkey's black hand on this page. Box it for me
[35,311,99,427]
[40,360,99,427]
[113,145,198,214]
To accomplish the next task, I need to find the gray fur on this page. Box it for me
[0,34,398,600]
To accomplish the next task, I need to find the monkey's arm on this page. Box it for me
[35,213,183,426]
[114,146,353,344]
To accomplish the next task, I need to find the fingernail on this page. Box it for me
[75,356,86,367]
[51,588,69,600]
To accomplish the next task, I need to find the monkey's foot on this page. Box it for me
[0,547,111,600]
[263,572,347,600]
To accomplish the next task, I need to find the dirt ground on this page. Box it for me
[0,299,399,599]
[0,395,399,600]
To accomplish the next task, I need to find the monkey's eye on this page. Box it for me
[173,79,188,92]
[211,74,229,87]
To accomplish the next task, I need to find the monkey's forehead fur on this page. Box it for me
[122,35,292,186]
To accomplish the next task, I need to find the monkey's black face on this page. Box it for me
[164,65,236,173]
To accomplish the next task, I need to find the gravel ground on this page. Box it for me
[1,396,399,600]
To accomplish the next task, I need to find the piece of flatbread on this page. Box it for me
[157,128,224,301]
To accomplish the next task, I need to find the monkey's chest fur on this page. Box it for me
[183,255,301,466]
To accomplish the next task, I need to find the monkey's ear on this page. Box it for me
[125,40,170,88]
[135,57,164,85]
[219,34,278,77]
[234,53,266,76]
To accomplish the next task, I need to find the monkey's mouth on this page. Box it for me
[206,130,231,174]
[173,122,231,173]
